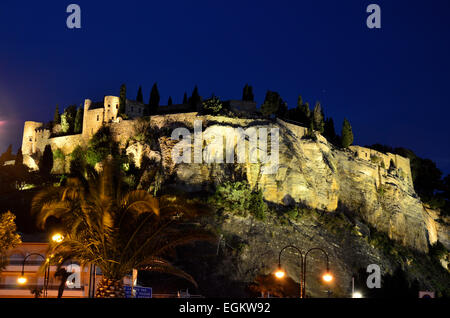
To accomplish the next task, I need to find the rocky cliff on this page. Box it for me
[125,115,446,254]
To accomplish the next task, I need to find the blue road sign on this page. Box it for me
[124,285,152,298]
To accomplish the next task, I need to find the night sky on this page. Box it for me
[0,0,449,173]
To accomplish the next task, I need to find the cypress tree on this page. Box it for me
[313,102,325,133]
[0,144,13,164]
[242,84,249,100]
[183,92,188,104]
[188,85,201,110]
[148,83,160,115]
[260,91,285,117]
[64,105,77,133]
[74,107,83,133]
[39,145,53,176]
[168,96,173,106]
[136,85,143,103]
[246,85,255,101]
[242,84,254,101]
[324,117,337,144]
[15,148,23,166]
[296,96,311,126]
[54,105,61,125]
[341,118,354,148]
[119,84,127,116]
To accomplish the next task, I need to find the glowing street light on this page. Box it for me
[17,276,27,285]
[274,268,286,279]
[352,291,363,298]
[322,272,333,283]
[51,233,64,243]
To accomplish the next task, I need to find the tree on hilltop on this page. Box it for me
[188,86,201,111]
[297,96,311,126]
[341,118,354,148]
[119,84,127,116]
[0,144,13,165]
[54,105,61,125]
[202,95,223,115]
[136,85,143,103]
[15,148,23,166]
[324,117,337,144]
[148,83,160,115]
[74,107,83,134]
[242,84,254,102]
[260,91,285,118]
[183,92,188,104]
[313,102,325,133]
[168,96,173,106]
[60,105,77,134]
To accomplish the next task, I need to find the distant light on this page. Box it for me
[322,272,333,282]
[275,269,286,279]
[52,233,64,243]
[17,276,27,285]
[353,292,363,298]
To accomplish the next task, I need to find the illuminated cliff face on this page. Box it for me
[126,116,434,253]
[19,110,442,253]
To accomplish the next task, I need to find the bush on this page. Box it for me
[85,126,118,167]
[53,149,65,161]
[209,181,267,220]
[202,96,223,115]
[429,241,448,260]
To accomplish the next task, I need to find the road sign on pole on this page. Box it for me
[124,286,152,298]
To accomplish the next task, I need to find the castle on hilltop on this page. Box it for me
[19,93,412,187]
[21,96,145,168]
[20,95,257,170]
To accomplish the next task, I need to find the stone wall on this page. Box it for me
[125,99,145,118]
[228,100,257,114]
[276,118,308,139]
[49,134,84,155]
[349,145,413,186]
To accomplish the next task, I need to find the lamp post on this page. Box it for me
[17,253,50,298]
[275,245,333,298]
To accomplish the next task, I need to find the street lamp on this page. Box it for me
[275,245,304,297]
[17,253,50,297]
[352,291,363,298]
[51,233,64,243]
[322,272,333,282]
[275,245,332,298]
[274,268,286,279]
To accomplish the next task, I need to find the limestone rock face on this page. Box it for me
[126,116,444,252]
[126,142,161,168]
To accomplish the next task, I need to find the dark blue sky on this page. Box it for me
[0,0,449,173]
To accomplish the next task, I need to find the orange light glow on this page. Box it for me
[51,233,64,243]
[275,269,286,279]
[17,276,27,285]
[322,272,333,282]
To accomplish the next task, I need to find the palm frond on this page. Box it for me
[138,256,198,288]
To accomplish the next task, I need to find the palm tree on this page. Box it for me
[32,162,213,298]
